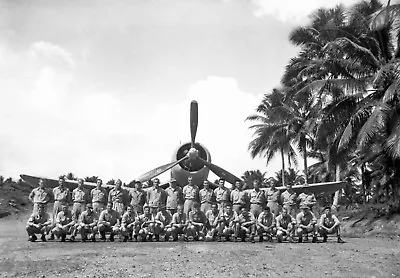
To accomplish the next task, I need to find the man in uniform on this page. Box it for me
[298,187,317,211]
[231,180,247,214]
[51,204,75,242]
[318,206,344,243]
[248,180,265,219]
[281,183,297,218]
[204,203,220,241]
[296,204,318,243]
[91,178,108,215]
[214,178,231,213]
[49,176,71,240]
[265,181,281,217]
[75,203,98,242]
[147,178,167,216]
[72,178,90,223]
[199,180,215,214]
[137,204,154,242]
[121,205,137,242]
[129,180,146,215]
[276,207,296,243]
[182,176,199,216]
[165,178,183,216]
[257,206,276,242]
[28,178,53,214]
[217,204,238,242]
[108,179,129,215]
[186,202,207,241]
[26,204,52,242]
[167,204,187,241]
[98,202,121,241]
[153,204,173,241]
[238,206,256,243]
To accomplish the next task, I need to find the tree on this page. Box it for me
[85,176,98,183]
[106,179,116,185]
[241,170,266,189]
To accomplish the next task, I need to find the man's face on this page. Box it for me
[286,184,293,190]
[58,179,64,187]
[115,180,122,188]
[235,181,241,190]
[127,207,133,214]
[87,206,93,213]
[193,206,199,213]
[211,205,218,213]
[219,180,225,188]
[170,181,177,188]
[153,179,160,187]
[78,179,83,187]
[325,208,331,216]
[39,179,45,188]
[188,177,193,184]
[203,181,209,188]
[96,180,102,187]
[177,206,184,214]
[226,206,232,214]
[253,180,259,190]
[62,206,68,213]
[135,182,141,190]
[144,207,150,214]
[107,203,113,211]
[240,208,247,216]
[38,206,44,214]
[282,209,288,216]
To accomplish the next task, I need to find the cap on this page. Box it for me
[300,204,310,209]
[323,206,331,211]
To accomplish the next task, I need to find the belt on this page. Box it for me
[74,201,86,204]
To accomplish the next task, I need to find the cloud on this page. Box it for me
[29,41,76,68]
[250,0,364,24]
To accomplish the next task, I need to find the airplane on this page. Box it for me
[20,100,346,195]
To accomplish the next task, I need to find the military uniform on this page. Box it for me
[214,187,231,212]
[204,208,220,240]
[129,188,146,214]
[182,184,199,215]
[108,188,129,215]
[168,211,187,241]
[137,211,155,241]
[230,189,247,214]
[187,209,207,240]
[265,187,281,216]
[218,210,239,239]
[165,186,183,215]
[98,209,120,241]
[147,187,167,210]
[26,211,52,241]
[29,187,53,213]
[257,210,276,241]
[52,210,75,241]
[248,189,265,218]
[91,187,108,214]
[296,209,318,242]
[72,187,89,222]
[77,209,98,241]
[318,212,342,242]
[238,211,256,241]
[154,210,173,240]
[281,190,297,217]
[298,192,316,210]
[199,187,215,214]
[276,213,295,242]
[52,186,71,222]
[121,210,137,241]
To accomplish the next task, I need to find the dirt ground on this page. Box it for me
[0,214,399,278]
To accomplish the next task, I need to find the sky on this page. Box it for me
[0,0,384,183]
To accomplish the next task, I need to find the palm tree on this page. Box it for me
[241,170,266,189]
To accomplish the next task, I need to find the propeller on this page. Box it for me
[197,157,241,185]
[137,156,188,183]
[190,100,198,148]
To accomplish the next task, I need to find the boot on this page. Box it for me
[312,236,318,243]
[323,235,328,243]
[259,236,264,242]
[155,235,160,242]
[123,236,128,242]
[337,237,345,243]
[48,233,55,241]
[100,232,106,241]
[41,234,47,242]
[109,233,115,242]
[70,235,75,242]
[61,235,66,242]
[250,235,255,243]
[298,236,302,243]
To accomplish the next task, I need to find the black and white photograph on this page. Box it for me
[0,0,400,277]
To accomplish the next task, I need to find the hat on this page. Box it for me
[300,204,310,209]
[170,178,177,183]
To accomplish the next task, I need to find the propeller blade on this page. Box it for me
[197,157,241,185]
[137,156,188,182]
[190,100,198,148]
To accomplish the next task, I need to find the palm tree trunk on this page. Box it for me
[280,148,285,187]
[332,164,341,212]
[302,140,308,185]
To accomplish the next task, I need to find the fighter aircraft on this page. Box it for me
[20,100,345,195]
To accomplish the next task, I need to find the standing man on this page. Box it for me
[281,184,298,218]
[230,180,247,214]
[49,176,71,240]
[165,178,183,216]
[26,204,52,242]
[248,180,265,219]
[71,178,90,223]
[182,176,199,216]
[75,203,98,242]
[257,206,276,242]
[98,202,121,242]
[199,180,215,214]
[276,207,296,243]
[265,181,281,217]
[318,206,344,243]
[28,178,53,214]
[296,204,318,243]
[51,205,75,242]
[214,178,231,213]
[147,178,167,216]
[91,178,108,215]
[108,179,129,216]
[298,187,317,211]
[129,181,146,215]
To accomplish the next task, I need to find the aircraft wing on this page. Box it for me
[20,174,115,191]
[276,181,347,195]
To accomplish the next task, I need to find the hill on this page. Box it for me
[0,181,33,218]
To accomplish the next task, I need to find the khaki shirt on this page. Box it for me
[182,185,199,200]
[79,211,98,225]
[171,212,187,225]
[129,189,146,208]
[188,210,207,224]
[276,214,295,230]
[53,187,71,204]
[91,188,108,204]
[298,192,316,207]
[205,210,219,226]
[296,211,317,226]
[155,211,172,226]
[27,212,51,225]
[281,190,297,206]
[29,187,52,204]
[221,211,238,224]
[319,213,340,228]
[138,213,153,227]
[99,210,120,226]
[108,188,129,205]
[238,212,255,224]
[165,186,183,209]
[199,188,214,204]
[72,188,89,203]
[56,211,74,226]
[214,187,230,203]
[230,189,247,205]
[249,189,265,205]
[265,188,280,203]
[121,212,137,226]
[257,211,275,226]
[147,187,167,208]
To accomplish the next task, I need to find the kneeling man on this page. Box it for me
[98,202,120,241]
[75,203,98,242]
[296,204,318,243]
[319,206,344,243]
[167,204,187,241]
[154,205,172,241]
[276,207,295,243]
[121,205,137,242]
[51,205,75,242]
[238,206,256,243]
[26,204,52,242]
[187,202,207,241]
[217,204,238,242]
[257,206,276,242]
